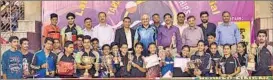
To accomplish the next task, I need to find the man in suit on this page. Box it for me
[114,17,135,51]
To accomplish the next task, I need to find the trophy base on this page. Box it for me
[94,72,99,77]
[83,73,90,77]
[109,72,115,77]
[120,63,124,66]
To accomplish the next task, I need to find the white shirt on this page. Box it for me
[93,23,115,47]
[83,28,94,37]
[176,23,189,38]
[125,29,132,49]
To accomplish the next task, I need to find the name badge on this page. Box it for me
[229,62,234,63]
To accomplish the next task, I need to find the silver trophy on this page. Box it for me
[188,60,196,69]
[195,59,202,68]
[188,59,202,69]
[210,58,220,73]
[128,51,134,65]
[113,52,120,64]
[102,55,114,77]
[81,56,95,77]
[92,51,100,77]
[23,58,29,77]
[119,55,124,67]
[219,62,226,74]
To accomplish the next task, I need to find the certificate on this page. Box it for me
[174,58,190,72]
[145,54,160,68]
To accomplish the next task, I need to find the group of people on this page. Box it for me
[0,1,23,31]
[1,10,273,79]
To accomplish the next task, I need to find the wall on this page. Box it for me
[22,1,273,26]
[255,1,273,18]
[24,1,42,21]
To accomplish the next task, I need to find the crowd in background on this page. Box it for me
[0,1,23,31]
[1,10,273,79]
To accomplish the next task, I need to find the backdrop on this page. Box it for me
[42,1,254,44]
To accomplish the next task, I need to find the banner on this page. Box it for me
[42,1,254,43]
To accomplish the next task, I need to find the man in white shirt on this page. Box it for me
[93,12,115,47]
[83,17,94,37]
[175,12,189,38]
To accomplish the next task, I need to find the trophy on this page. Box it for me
[23,58,29,76]
[119,53,124,66]
[158,46,164,51]
[107,55,114,77]
[171,33,176,47]
[102,55,114,77]
[82,56,94,77]
[188,60,196,69]
[209,65,213,73]
[247,54,256,71]
[45,58,49,76]
[219,62,226,74]
[93,51,100,77]
[250,43,258,55]
[128,51,134,64]
[113,51,120,64]
[94,63,100,77]
[158,50,166,63]
[210,58,220,73]
[188,59,202,69]
[195,59,202,68]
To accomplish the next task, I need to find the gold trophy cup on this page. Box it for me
[82,56,94,77]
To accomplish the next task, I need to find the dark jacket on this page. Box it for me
[114,27,135,48]
[198,22,216,45]
[190,52,211,76]
[253,45,273,76]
